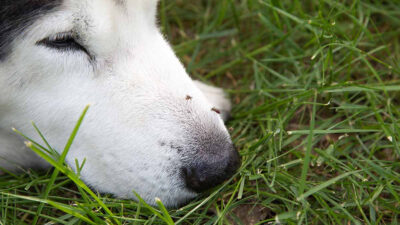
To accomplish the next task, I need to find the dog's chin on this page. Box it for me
[155,191,197,208]
[159,192,198,209]
[117,188,198,208]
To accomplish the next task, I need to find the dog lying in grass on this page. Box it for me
[0,0,240,207]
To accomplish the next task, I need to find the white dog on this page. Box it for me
[0,0,240,207]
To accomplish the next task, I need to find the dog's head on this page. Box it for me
[0,0,240,206]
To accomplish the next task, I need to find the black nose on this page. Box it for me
[182,144,241,193]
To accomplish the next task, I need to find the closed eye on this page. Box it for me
[37,32,92,58]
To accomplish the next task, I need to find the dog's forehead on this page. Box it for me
[68,0,159,16]
[0,0,161,60]
[61,0,161,56]
[64,0,160,35]
[0,0,159,37]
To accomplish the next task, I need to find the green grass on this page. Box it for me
[1,0,400,224]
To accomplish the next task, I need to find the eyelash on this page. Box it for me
[37,32,91,57]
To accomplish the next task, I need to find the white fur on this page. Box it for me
[0,0,232,206]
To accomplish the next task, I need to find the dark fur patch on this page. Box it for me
[0,0,63,60]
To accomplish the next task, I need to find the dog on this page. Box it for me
[0,0,240,207]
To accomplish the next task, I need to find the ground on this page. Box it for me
[1,0,400,224]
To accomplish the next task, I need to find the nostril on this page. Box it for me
[182,146,241,193]
[182,167,196,188]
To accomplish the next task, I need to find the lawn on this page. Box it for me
[1,0,400,224]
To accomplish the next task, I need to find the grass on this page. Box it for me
[1,0,400,224]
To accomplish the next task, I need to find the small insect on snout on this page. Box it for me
[211,107,221,114]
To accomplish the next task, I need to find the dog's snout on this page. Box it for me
[182,144,240,193]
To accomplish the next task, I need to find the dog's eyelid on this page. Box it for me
[47,31,76,41]
[37,31,76,44]
[37,31,92,59]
